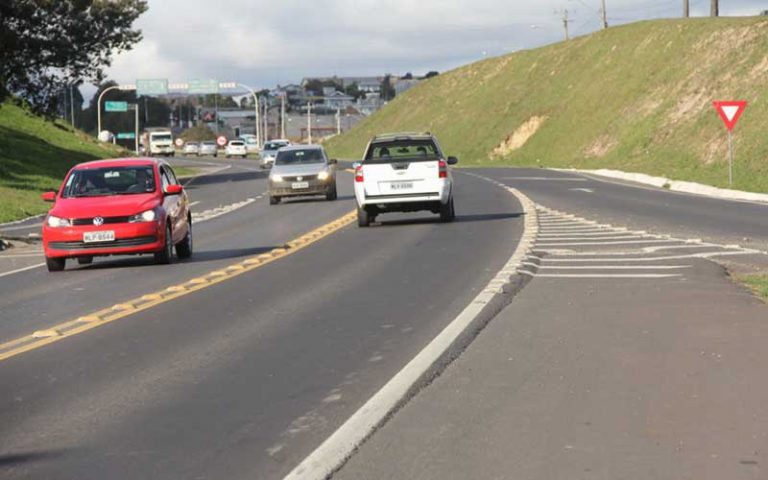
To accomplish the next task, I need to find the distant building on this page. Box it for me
[323,90,355,109]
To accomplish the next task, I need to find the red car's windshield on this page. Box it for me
[62,166,156,198]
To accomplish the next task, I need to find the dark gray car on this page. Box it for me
[268,145,337,204]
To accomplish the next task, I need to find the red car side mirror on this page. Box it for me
[41,191,56,202]
[164,184,183,195]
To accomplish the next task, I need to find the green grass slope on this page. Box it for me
[0,102,129,223]
[327,18,768,192]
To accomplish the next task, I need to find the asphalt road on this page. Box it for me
[0,163,523,479]
[335,168,768,480]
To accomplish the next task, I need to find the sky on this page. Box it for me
[91,0,766,99]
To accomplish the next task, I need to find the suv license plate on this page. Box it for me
[292,182,310,189]
[391,182,414,191]
[83,231,115,243]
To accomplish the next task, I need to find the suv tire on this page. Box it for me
[440,197,456,223]
[46,257,66,272]
[357,206,371,227]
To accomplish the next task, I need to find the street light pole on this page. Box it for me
[97,85,120,137]
[307,102,312,144]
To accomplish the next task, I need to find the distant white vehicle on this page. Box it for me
[242,136,260,154]
[182,142,200,156]
[260,140,291,169]
[199,141,218,157]
[225,140,247,158]
[354,132,457,226]
[141,128,174,157]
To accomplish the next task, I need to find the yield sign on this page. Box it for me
[713,101,747,131]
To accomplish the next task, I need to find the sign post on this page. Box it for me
[713,100,747,187]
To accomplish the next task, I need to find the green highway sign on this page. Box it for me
[104,101,128,112]
[188,79,219,95]
[136,79,169,96]
[116,132,136,139]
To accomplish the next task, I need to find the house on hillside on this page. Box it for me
[323,90,355,110]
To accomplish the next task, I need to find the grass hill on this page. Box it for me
[0,102,129,223]
[326,18,768,193]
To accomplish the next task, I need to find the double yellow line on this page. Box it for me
[0,210,357,362]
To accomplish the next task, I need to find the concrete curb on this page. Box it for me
[0,214,45,230]
[284,172,539,480]
[552,168,768,204]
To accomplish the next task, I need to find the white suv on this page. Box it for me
[225,140,247,158]
[353,132,457,227]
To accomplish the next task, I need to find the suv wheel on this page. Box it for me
[269,195,280,205]
[46,256,66,272]
[154,223,174,264]
[357,206,371,227]
[440,197,456,223]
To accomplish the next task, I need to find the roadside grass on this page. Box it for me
[173,166,204,178]
[326,18,768,193]
[739,275,768,302]
[0,102,130,223]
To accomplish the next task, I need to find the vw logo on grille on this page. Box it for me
[297,176,303,181]
[93,216,105,226]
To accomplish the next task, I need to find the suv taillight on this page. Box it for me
[438,159,448,179]
[355,166,364,183]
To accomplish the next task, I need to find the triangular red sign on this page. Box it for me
[713,100,747,131]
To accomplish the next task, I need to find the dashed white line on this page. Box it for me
[0,263,46,279]
[519,270,683,279]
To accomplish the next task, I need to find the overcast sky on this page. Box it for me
[94,0,765,97]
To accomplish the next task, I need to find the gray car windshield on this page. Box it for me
[275,149,324,165]
[62,166,156,198]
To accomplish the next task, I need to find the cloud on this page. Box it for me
[99,0,765,94]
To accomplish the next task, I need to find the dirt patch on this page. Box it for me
[490,116,547,158]
[584,135,618,158]
[667,88,708,126]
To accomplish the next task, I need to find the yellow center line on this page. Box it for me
[0,210,357,362]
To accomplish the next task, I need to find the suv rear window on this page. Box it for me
[365,139,440,163]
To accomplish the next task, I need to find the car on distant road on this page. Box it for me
[199,140,218,157]
[260,140,291,169]
[242,136,260,154]
[41,158,193,272]
[182,141,200,156]
[225,140,247,158]
[268,145,337,204]
[353,132,457,226]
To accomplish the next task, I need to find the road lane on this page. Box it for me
[0,165,354,344]
[484,167,768,252]
[0,171,524,479]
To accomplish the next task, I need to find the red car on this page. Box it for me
[41,158,193,272]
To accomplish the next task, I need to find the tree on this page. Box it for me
[0,0,148,116]
[380,75,396,101]
[344,82,365,101]
[423,71,440,79]
[402,72,413,80]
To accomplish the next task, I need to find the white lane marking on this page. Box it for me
[0,222,43,232]
[0,263,46,279]
[502,177,587,181]
[537,239,676,247]
[570,188,594,193]
[523,263,691,270]
[0,253,44,259]
[537,235,649,241]
[188,201,201,207]
[284,175,539,480]
[192,198,256,224]
[519,270,683,279]
[540,251,758,262]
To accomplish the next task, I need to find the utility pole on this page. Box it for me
[280,94,286,139]
[683,0,689,17]
[711,0,718,17]
[561,9,571,41]
[336,107,341,135]
[307,102,312,144]
[601,0,608,29]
